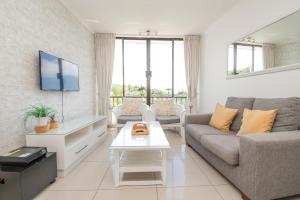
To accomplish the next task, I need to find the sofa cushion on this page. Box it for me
[252,97,299,132]
[201,135,240,165]
[156,115,180,124]
[117,115,142,124]
[185,124,234,142]
[225,97,255,132]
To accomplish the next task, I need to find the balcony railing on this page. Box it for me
[110,96,187,107]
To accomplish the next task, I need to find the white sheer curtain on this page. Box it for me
[95,33,115,120]
[262,43,275,69]
[184,35,201,113]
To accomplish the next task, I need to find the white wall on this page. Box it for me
[199,0,300,113]
[0,0,96,154]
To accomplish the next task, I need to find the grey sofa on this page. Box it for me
[185,97,300,200]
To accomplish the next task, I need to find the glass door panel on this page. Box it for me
[150,40,172,98]
[174,41,186,97]
[124,40,147,97]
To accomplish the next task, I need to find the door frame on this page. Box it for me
[116,37,183,105]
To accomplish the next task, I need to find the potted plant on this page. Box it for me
[49,112,58,129]
[23,104,53,133]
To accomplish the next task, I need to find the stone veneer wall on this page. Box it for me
[0,0,96,154]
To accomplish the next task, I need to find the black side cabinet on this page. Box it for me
[0,152,57,200]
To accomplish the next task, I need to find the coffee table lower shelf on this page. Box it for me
[113,150,167,187]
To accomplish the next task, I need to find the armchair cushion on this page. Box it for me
[121,98,144,115]
[117,115,142,124]
[154,99,176,116]
[156,115,180,124]
[201,135,240,165]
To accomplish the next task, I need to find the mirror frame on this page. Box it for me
[227,10,300,79]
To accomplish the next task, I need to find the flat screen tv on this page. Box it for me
[61,59,80,91]
[39,51,80,91]
[39,51,62,91]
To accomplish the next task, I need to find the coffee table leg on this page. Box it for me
[162,149,167,185]
[114,149,120,187]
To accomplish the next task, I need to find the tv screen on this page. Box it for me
[61,59,79,91]
[39,51,62,91]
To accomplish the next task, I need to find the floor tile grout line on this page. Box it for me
[213,185,226,200]
[88,137,112,200]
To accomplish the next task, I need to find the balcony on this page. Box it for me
[110,96,187,107]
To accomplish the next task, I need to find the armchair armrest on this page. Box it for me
[239,131,300,200]
[112,105,123,118]
[185,113,212,125]
[142,110,155,122]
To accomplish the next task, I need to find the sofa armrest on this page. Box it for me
[239,131,300,200]
[185,113,212,125]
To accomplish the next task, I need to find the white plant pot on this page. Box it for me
[35,117,49,126]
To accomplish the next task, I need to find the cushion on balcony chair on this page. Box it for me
[154,99,177,116]
[156,115,180,124]
[117,115,142,124]
[121,98,144,115]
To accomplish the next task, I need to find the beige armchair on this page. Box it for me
[148,100,186,134]
[112,98,149,127]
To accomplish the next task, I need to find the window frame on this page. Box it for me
[231,43,262,75]
[112,37,185,105]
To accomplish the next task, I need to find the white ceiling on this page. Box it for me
[59,0,240,35]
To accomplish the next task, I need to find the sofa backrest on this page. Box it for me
[252,97,300,132]
[225,97,255,132]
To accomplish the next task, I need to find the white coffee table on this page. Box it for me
[110,121,170,186]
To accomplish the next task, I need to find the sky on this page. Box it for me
[112,39,186,94]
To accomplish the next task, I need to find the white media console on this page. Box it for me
[25,115,107,177]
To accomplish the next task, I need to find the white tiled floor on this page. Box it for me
[35,129,300,200]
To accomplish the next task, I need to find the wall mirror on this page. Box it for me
[227,10,300,77]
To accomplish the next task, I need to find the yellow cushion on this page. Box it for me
[209,103,239,132]
[237,109,278,136]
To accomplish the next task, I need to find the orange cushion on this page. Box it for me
[209,103,239,132]
[237,109,278,136]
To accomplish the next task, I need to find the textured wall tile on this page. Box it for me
[0,0,96,154]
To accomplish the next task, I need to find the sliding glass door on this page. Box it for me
[111,37,186,106]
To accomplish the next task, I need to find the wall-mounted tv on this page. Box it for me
[61,59,80,91]
[39,51,80,91]
[39,51,62,91]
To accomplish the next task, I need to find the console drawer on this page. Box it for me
[64,136,92,168]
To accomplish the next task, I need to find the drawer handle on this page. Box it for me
[0,178,5,184]
[75,145,88,154]
[97,133,103,138]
